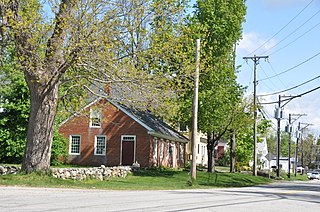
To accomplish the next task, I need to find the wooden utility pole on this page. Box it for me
[190,39,200,180]
[286,113,306,178]
[294,122,301,177]
[276,95,281,178]
[287,114,292,178]
[243,55,268,176]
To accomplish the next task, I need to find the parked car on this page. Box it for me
[307,172,320,180]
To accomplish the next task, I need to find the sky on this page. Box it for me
[236,0,320,136]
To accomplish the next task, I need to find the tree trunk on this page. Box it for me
[22,80,59,173]
[230,131,236,173]
[207,147,213,173]
[207,132,216,173]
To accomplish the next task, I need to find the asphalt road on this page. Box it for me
[1,180,319,212]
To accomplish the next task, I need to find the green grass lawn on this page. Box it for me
[0,168,272,190]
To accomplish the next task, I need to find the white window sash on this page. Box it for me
[69,135,81,155]
[94,135,106,156]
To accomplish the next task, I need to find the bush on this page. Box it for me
[51,130,68,166]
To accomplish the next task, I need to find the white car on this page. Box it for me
[308,172,320,180]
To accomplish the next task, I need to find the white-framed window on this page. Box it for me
[153,137,158,161]
[90,108,102,128]
[69,135,81,155]
[160,139,164,159]
[94,135,106,155]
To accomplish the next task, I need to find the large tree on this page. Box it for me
[182,0,246,172]
[0,0,189,172]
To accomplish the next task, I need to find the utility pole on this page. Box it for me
[286,114,292,178]
[294,122,301,177]
[190,39,200,181]
[276,95,281,178]
[243,55,268,176]
[286,113,307,178]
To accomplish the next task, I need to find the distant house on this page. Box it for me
[185,132,228,167]
[257,137,269,170]
[59,98,188,168]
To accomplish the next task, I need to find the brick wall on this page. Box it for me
[59,99,151,167]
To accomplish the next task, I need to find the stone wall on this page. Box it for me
[51,165,132,180]
[0,165,133,181]
[0,165,21,175]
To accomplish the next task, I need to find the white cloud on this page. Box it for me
[237,32,276,55]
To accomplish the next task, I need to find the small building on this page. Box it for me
[59,98,188,168]
[269,157,295,173]
[185,133,228,167]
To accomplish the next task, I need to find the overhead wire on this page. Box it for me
[258,74,320,97]
[246,0,315,56]
[258,50,320,81]
[259,84,320,105]
[261,8,320,55]
[269,21,320,56]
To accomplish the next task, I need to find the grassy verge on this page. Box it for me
[0,169,272,190]
[280,173,309,181]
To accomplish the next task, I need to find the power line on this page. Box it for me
[261,8,320,55]
[259,50,320,81]
[259,84,320,105]
[247,0,315,56]
[258,74,320,97]
[269,20,320,56]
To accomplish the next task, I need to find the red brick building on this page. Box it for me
[59,98,188,168]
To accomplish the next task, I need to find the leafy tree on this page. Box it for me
[0,46,68,165]
[301,133,316,168]
[0,47,29,164]
[1,0,189,172]
[266,131,295,158]
[181,0,246,172]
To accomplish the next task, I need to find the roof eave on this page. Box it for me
[148,131,189,143]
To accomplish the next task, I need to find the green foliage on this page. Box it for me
[0,47,29,164]
[266,131,296,157]
[51,130,68,166]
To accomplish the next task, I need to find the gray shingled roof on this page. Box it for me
[110,100,189,143]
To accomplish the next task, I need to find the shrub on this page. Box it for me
[51,129,68,166]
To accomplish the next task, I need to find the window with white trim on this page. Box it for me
[153,137,158,161]
[90,108,102,128]
[95,135,106,155]
[70,135,81,155]
[166,142,170,159]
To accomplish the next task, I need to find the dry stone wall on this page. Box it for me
[0,165,133,181]
[51,165,132,180]
[0,165,21,175]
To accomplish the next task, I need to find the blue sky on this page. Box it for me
[236,0,320,135]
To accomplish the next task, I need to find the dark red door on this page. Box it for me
[122,141,134,165]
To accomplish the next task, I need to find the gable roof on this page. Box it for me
[60,98,189,143]
[108,99,189,143]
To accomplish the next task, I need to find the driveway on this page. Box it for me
[1,180,319,211]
